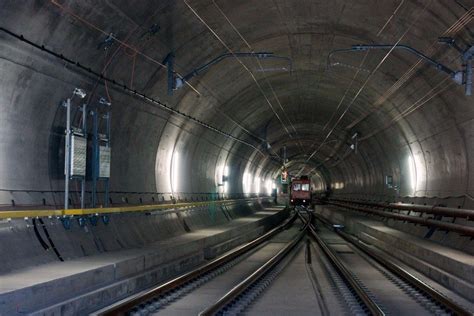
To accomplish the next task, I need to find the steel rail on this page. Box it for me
[298,212,385,316]
[199,216,307,316]
[313,213,473,316]
[97,210,294,315]
[0,197,262,220]
[328,200,474,237]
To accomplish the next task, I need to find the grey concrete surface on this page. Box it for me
[246,242,345,316]
[0,207,287,315]
[0,0,473,208]
[317,205,474,302]
[0,1,474,314]
[151,225,303,316]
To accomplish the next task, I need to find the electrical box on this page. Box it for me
[70,135,87,177]
[99,146,111,178]
[385,175,393,189]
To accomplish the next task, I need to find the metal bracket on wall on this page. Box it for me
[172,52,292,94]
[163,53,175,96]
[462,45,474,96]
[97,33,115,51]
[91,97,111,208]
[332,44,473,96]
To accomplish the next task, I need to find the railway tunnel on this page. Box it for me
[1,0,474,315]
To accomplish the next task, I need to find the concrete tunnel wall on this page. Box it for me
[0,2,474,210]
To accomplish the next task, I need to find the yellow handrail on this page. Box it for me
[0,198,260,220]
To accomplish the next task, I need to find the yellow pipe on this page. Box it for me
[0,198,258,220]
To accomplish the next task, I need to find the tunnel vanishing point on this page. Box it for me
[0,1,474,315]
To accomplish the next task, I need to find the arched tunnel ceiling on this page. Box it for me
[0,0,473,201]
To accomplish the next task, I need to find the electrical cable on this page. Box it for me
[38,218,64,261]
[345,6,473,131]
[51,1,275,156]
[184,0,294,139]
[0,26,269,159]
[211,0,305,156]
[49,0,201,96]
[33,218,50,251]
[306,0,433,163]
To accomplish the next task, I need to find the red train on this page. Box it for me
[290,176,311,206]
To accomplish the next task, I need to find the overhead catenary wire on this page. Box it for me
[345,5,473,131]
[50,0,277,154]
[0,27,273,160]
[184,0,294,139]
[328,7,473,168]
[209,2,297,132]
[49,0,202,96]
[210,0,306,156]
[306,0,433,163]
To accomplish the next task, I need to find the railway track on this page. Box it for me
[94,207,473,316]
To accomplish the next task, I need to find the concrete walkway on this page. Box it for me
[0,207,287,315]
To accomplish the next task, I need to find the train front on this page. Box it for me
[290,176,311,206]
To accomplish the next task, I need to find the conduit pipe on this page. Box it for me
[330,198,474,219]
[328,200,474,237]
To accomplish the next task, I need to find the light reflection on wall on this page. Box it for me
[243,172,251,193]
[407,154,417,194]
[171,151,179,194]
[333,182,344,189]
[265,179,272,195]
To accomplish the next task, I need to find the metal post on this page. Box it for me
[64,98,72,210]
[463,46,474,96]
[92,110,99,208]
[105,112,111,207]
[80,103,87,209]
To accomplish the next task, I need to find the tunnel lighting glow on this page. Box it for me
[223,165,229,193]
[334,182,344,189]
[265,179,272,195]
[255,177,261,194]
[171,152,179,194]
[223,165,229,177]
[216,165,229,193]
[243,172,251,194]
[407,155,417,193]
[223,182,228,193]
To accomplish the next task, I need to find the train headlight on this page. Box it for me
[303,199,306,202]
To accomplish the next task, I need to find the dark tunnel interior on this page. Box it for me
[0,0,472,203]
[0,0,473,314]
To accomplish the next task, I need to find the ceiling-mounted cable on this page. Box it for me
[345,6,473,131]
[49,0,201,96]
[306,0,433,163]
[0,27,273,160]
[210,0,306,155]
[184,0,293,139]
